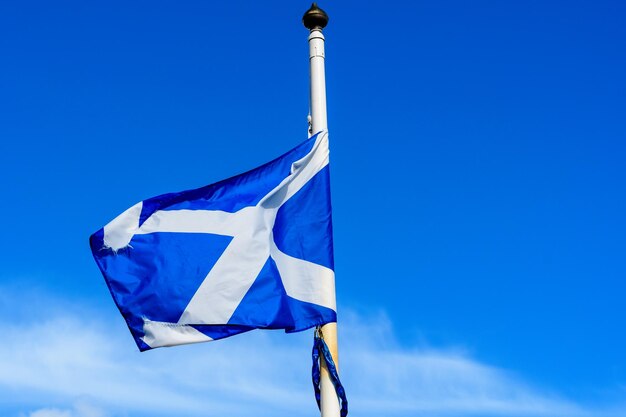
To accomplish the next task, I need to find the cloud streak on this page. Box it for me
[25,400,107,417]
[0,289,621,417]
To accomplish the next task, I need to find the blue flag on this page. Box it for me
[90,132,336,351]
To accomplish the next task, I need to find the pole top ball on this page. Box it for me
[303,3,329,30]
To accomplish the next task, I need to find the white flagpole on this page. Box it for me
[303,4,341,417]
[305,5,328,137]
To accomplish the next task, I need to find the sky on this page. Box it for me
[0,0,625,416]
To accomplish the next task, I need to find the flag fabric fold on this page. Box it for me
[90,132,336,351]
[312,330,348,417]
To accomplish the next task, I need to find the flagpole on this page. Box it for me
[304,3,328,137]
[303,4,341,417]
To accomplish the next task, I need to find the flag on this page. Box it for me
[90,132,336,351]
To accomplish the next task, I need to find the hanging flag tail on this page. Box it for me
[90,132,337,351]
[312,327,348,416]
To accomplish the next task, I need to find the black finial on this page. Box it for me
[303,3,329,30]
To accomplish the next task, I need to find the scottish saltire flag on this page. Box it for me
[90,132,336,351]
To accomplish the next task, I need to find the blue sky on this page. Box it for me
[1,1,625,416]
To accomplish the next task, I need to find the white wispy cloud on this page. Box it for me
[24,400,107,417]
[27,409,72,417]
[0,289,621,417]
